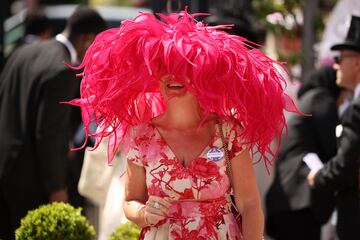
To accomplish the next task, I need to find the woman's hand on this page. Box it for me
[144,196,171,226]
[48,189,68,203]
[124,160,172,227]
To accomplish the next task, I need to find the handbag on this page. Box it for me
[78,138,119,206]
[217,123,242,226]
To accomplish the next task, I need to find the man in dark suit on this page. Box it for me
[265,66,341,240]
[0,6,106,240]
[307,15,360,240]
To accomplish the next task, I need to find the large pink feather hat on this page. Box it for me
[69,9,300,167]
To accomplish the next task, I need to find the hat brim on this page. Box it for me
[331,42,360,52]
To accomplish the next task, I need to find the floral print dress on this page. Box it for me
[126,122,245,240]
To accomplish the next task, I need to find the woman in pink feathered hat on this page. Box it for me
[70,9,299,240]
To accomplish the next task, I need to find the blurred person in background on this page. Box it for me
[266,66,344,240]
[148,0,190,14]
[307,15,360,240]
[22,7,51,45]
[205,0,265,47]
[4,7,51,67]
[0,6,106,240]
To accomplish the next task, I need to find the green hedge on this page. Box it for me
[15,202,95,240]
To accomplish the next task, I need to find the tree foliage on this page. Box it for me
[252,0,337,36]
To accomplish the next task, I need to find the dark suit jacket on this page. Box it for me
[314,95,360,240]
[0,39,77,200]
[266,88,338,224]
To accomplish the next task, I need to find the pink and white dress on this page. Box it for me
[126,122,245,240]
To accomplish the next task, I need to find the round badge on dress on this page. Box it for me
[206,147,224,162]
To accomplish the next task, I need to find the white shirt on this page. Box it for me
[55,34,79,65]
[354,83,360,100]
[24,34,42,44]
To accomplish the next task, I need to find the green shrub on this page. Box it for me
[109,221,141,240]
[15,202,95,240]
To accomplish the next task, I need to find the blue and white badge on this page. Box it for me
[206,147,224,162]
